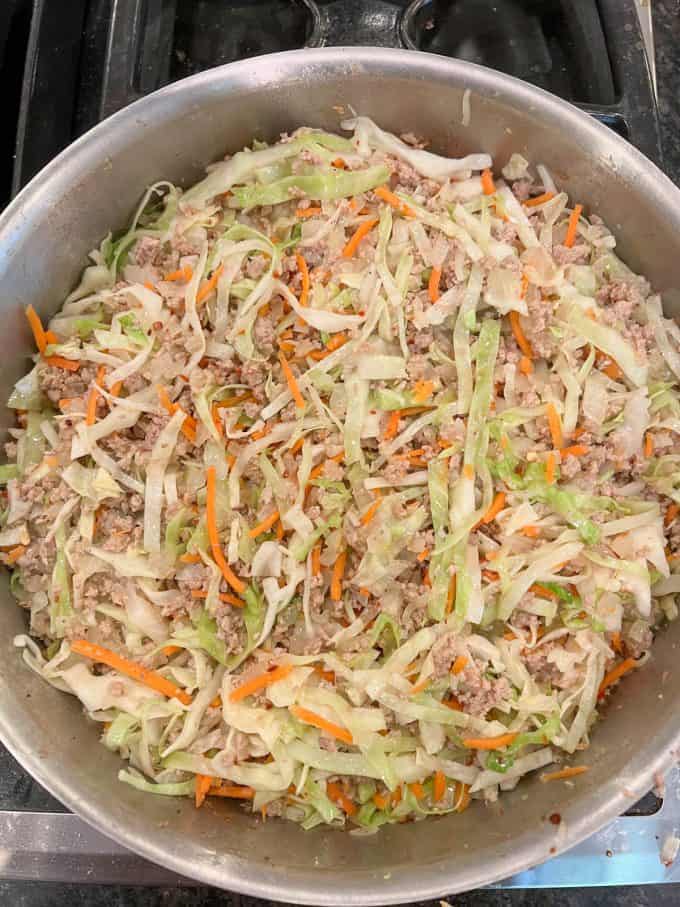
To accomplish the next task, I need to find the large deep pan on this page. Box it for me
[0,47,678,903]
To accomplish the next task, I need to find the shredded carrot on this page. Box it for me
[165,265,192,282]
[564,204,583,248]
[481,169,496,195]
[220,592,245,608]
[308,451,344,482]
[296,253,310,307]
[384,410,401,441]
[518,355,533,376]
[451,655,468,676]
[428,266,442,303]
[545,451,556,485]
[546,402,564,450]
[209,785,254,799]
[462,732,518,751]
[205,465,246,595]
[509,310,533,358]
[214,392,253,410]
[229,664,294,703]
[520,525,540,539]
[5,545,26,564]
[391,786,403,806]
[409,782,425,800]
[342,217,379,258]
[331,158,346,169]
[210,402,224,438]
[410,677,430,696]
[44,355,80,372]
[523,192,556,208]
[248,509,281,539]
[330,549,347,602]
[453,782,471,813]
[412,379,435,404]
[598,657,638,699]
[374,185,415,218]
[44,329,58,345]
[531,583,558,601]
[196,264,224,305]
[326,332,348,353]
[180,552,202,563]
[611,631,624,655]
[156,385,197,443]
[295,206,321,218]
[290,705,353,745]
[360,498,381,526]
[162,645,182,657]
[373,792,390,810]
[195,774,213,808]
[110,380,123,397]
[445,695,463,711]
[463,464,474,480]
[481,491,506,525]
[70,639,191,705]
[644,432,654,458]
[665,503,679,527]
[326,781,356,815]
[86,365,106,427]
[541,766,590,783]
[520,273,529,300]
[278,351,305,409]
[433,770,446,803]
[311,544,321,577]
[416,548,430,562]
[560,444,589,458]
[25,305,48,353]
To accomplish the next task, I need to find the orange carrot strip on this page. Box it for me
[219,592,246,608]
[463,464,474,480]
[373,792,390,810]
[156,386,197,443]
[162,645,182,657]
[290,705,353,745]
[180,553,202,563]
[296,206,322,219]
[611,631,624,655]
[462,732,518,750]
[509,310,533,358]
[409,782,426,800]
[70,639,191,705]
[433,770,446,803]
[5,545,26,565]
[311,544,321,577]
[416,548,430,562]
[330,549,347,602]
[229,664,294,703]
[110,380,123,397]
[374,185,415,218]
[481,169,496,195]
[445,574,457,615]
[481,491,506,524]
[428,266,442,303]
[165,265,193,282]
[195,774,213,808]
[561,444,589,458]
[384,410,401,441]
[326,781,357,816]
[519,355,533,376]
[454,782,471,813]
[665,503,679,527]
[523,192,555,208]
[296,253,310,307]
[531,583,559,601]
[360,499,381,526]
[451,655,468,676]
[541,766,589,783]
[209,785,254,799]
[248,510,281,539]
[644,432,654,458]
[326,332,347,352]
[25,305,48,353]
[278,351,305,409]
[545,451,556,485]
[413,379,435,404]
[342,217,379,258]
[86,365,107,427]
[44,355,80,372]
[564,204,583,248]
[205,465,246,595]
[196,264,224,305]
[598,657,638,699]
[520,525,541,538]
[546,402,564,450]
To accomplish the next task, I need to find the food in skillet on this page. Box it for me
[5,118,680,829]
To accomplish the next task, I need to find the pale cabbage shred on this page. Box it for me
[5,117,680,831]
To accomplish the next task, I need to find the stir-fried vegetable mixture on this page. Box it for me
[6,118,680,830]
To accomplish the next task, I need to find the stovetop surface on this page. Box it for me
[0,0,678,895]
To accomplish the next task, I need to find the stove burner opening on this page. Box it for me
[401,0,616,106]
[136,0,321,92]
